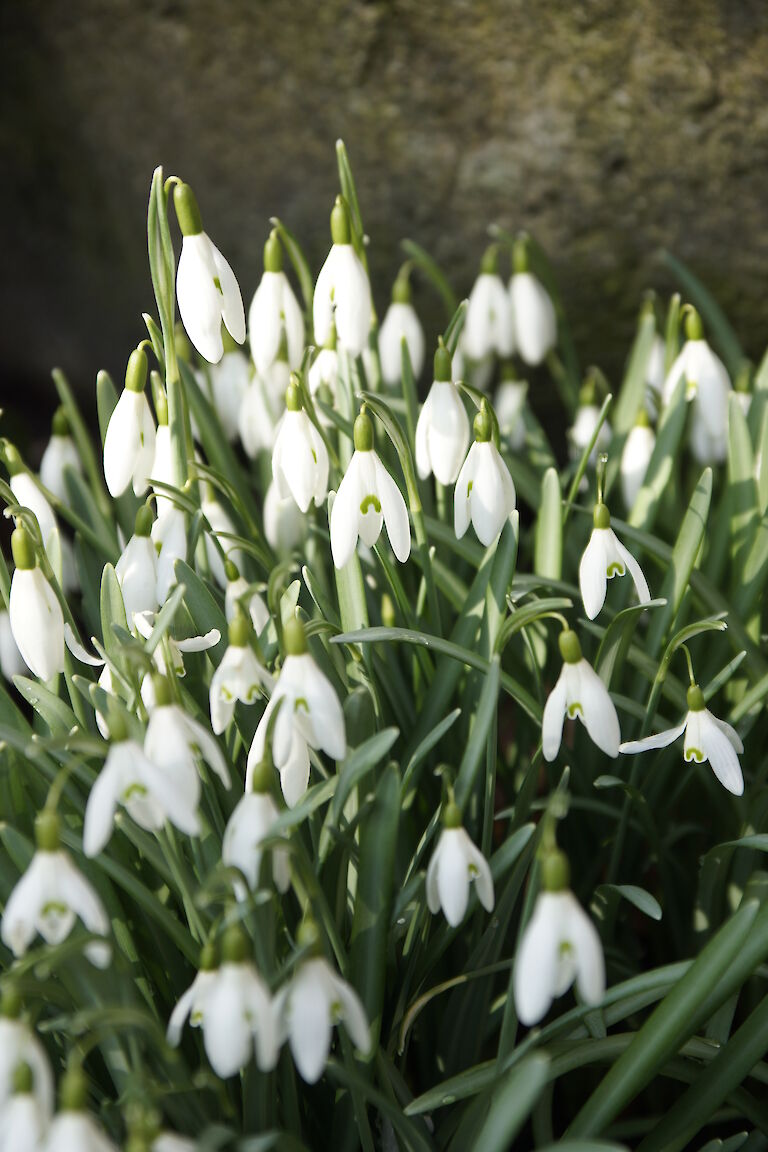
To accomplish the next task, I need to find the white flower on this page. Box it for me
[209,615,271,734]
[44,1112,117,1152]
[264,479,306,555]
[115,509,158,625]
[646,334,666,400]
[274,948,369,1083]
[39,411,82,503]
[0,1074,48,1152]
[0,608,27,679]
[308,345,339,426]
[239,361,289,457]
[463,251,514,361]
[495,379,528,451]
[542,630,620,762]
[103,349,156,498]
[454,406,516,547]
[509,269,556,366]
[174,182,245,364]
[313,197,372,357]
[225,570,270,634]
[579,503,650,620]
[167,960,217,1046]
[249,230,305,374]
[662,313,730,464]
[0,1012,53,1118]
[568,403,611,466]
[620,418,655,510]
[223,787,291,897]
[514,868,605,1026]
[208,347,251,442]
[426,812,494,927]
[415,344,470,486]
[201,496,244,588]
[246,617,345,807]
[272,380,329,512]
[620,684,744,796]
[152,507,187,602]
[150,420,175,516]
[145,683,231,796]
[9,527,65,681]
[1,812,110,967]
[378,294,425,387]
[8,465,62,584]
[330,407,410,568]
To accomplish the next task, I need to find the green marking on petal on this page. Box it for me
[467,480,473,496]
[606,561,625,578]
[360,494,381,515]
[122,783,148,801]
[311,448,317,464]
[42,900,69,919]
[213,276,223,295]
[294,696,309,714]
[684,747,705,763]
[567,702,583,718]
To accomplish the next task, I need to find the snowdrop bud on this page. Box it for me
[454,400,516,546]
[541,628,621,761]
[271,376,329,512]
[509,239,557,366]
[249,229,304,374]
[415,341,471,486]
[426,801,495,926]
[579,502,650,619]
[115,505,158,626]
[313,196,372,357]
[104,348,156,498]
[620,410,655,510]
[378,273,425,387]
[464,245,514,362]
[40,408,82,503]
[9,525,65,681]
[174,182,246,364]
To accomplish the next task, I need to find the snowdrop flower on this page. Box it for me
[0,1063,48,1152]
[621,411,656,510]
[201,493,244,587]
[313,196,372,357]
[149,391,175,516]
[209,610,271,734]
[495,370,528,452]
[0,608,27,679]
[207,332,251,441]
[308,330,339,426]
[272,375,329,512]
[264,478,306,555]
[0,988,53,1118]
[274,919,369,1084]
[152,506,187,602]
[174,181,245,364]
[426,800,494,927]
[378,273,425,387]
[662,308,731,464]
[579,501,650,619]
[542,629,620,761]
[3,443,63,584]
[463,246,514,362]
[1,810,110,967]
[223,757,291,898]
[330,406,411,568]
[145,675,231,797]
[415,341,470,485]
[103,348,156,498]
[224,562,270,634]
[239,357,290,457]
[568,384,611,466]
[620,682,744,796]
[249,228,305,374]
[509,240,556,366]
[514,849,605,1025]
[133,612,220,692]
[454,400,516,546]
[44,1064,118,1152]
[246,617,345,807]
[39,407,82,503]
[9,525,65,681]
[115,505,158,625]
[167,941,219,1047]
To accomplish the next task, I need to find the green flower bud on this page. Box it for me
[125,348,148,394]
[228,609,251,649]
[297,916,322,954]
[35,809,60,852]
[392,274,411,305]
[434,340,452,383]
[684,307,703,342]
[1,984,22,1020]
[173,182,203,238]
[224,559,240,583]
[134,505,153,538]
[52,407,70,437]
[541,848,570,892]
[353,406,374,452]
[11,525,35,571]
[12,1061,34,1095]
[199,940,219,971]
[151,674,173,707]
[283,615,308,657]
[330,196,351,246]
[558,628,582,665]
[220,923,250,965]
[442,800,462,829]
[264,229,283,273]
[687,683,706,712]
[2,443,24,477]
[473,401,493,443]
[249,756,273,795]
[593,502,610,530]
[480,245,499,275]
[285,375,302,413]
[60,1063,88,1112]
[512,237,530,275]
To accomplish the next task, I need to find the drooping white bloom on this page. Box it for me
[0,1072,48,1152]
[174,182,245,364]
[207,346,251,442]
[495,378,528,451]
[662,312,731,464]
[2,812,110,967]
[167,956,218,1047]
[103,349,156,498]
[115,507,158,625]
[426,808,494,927]
[415,343,470,486]
[454,404,516,547]
[0,1011,53,1118]
[209,613,271,734]
[0,608,27,679]
[239,359,290,457]
[620,417,655,510]
[509,261,556,366]
[272,378,329,513]
[514,859,605,1025]
[274,942,369,1084]
[152,506,187,602]
[568,403,611,466]
[620,683,744,796]
[330,407,411,568]
[249,230,305,375]
[308,344,339,426]
[223,785,291,897]
[463,250,514,362]
[39,410,82,504]
[579,503,650,620]
[378,289,425,387]
[313,197,372,357]
[8,463,62,584]
[9,526,65,681]
[246,617,345,807]
[224,569,270,635]
[542,629,620,762]
[201,496,245,587]
[145,681,231,797]
[264,479,306,555]
[44,1111,117,1152]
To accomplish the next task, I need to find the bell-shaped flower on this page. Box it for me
[272,376,329,513]
[0,1063,48,1152]
[174,182,245,364]
[568,399,611,467]
[223,758,291,898]
[579,502,650,620]
[543,629,620,761]
[415,342,470,485]
[166,943,219,1047]
[662,308,730,464]
[426,801,494,927]
[0,993,53,1118]
[620,412,655,510]
[495,373,528,451]
[207,336,251,442]
[239,357,290,457]
[201,494,244,588]
[514,849,605,1025]
[620,682,744,796]
[247,617,345,807]
[264,478,306,555]
[1,811,110,967]
[249,229,305,374]
[330,406,411,568]
[508,241,556,365]
[4,443,63,584]
[313,197,372,357]
[209,611,272,734]
[454,401,516,546]
[145,676,230,796]
[378,275,425,387]
[308,337,339,427]
[0,608,27,679]
[224,563,270,634]
[9,526,65,681]
[152,506,187,602]
[274,920,369,1084]
[115,505,158,625]
[39,408,82,504]
[103,348,156,498]
[43,1065,118,1152]
[463,247,514,362]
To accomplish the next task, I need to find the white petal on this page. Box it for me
[579,530,609,620]
[177,235,224,363]
[211,240,246,344]
[463,832,495,912]
[575,660,621,757]
[83,750,126,856]
[469,442,514,546]
[436,828,471,926]
[327,968,370,1055]
[313,247,339,348]
[286,964,332,1083]
[510,272,556,366]
[373,452,411,562]
[514,892,562,1025]
[332,246,372,357]
[202,965,253,1077]
[567,895,606,1007]
[619,718,687,754]
[454,443,477,540]
[614,538,651,605]
[330,455,363,569]
[180,713,231,787]
[542,669,568,762]
[711,714,744,754]
[700,710,744,796]
[9,568,65,681]
[249,272,283,374]
[167,977,198,1046]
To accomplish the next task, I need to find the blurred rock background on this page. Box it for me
[2,0,768,443]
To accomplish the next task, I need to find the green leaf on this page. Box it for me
[13,676,79,735]
[331,728,399,823]
[469,1054,550,1152]
[175,560,227,664]
[612,309,657,435]
[401,238,458,318]
[629,375,687,533]
[595,883,662,921]
[270,216,314,313]
[99,564,128,661]
[534,468,562,580]
[596,599,666,687]
[455,656,500,810]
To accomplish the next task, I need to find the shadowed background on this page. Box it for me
[2,0,768,441]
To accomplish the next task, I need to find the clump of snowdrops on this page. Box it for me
[1,140,768,1151]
